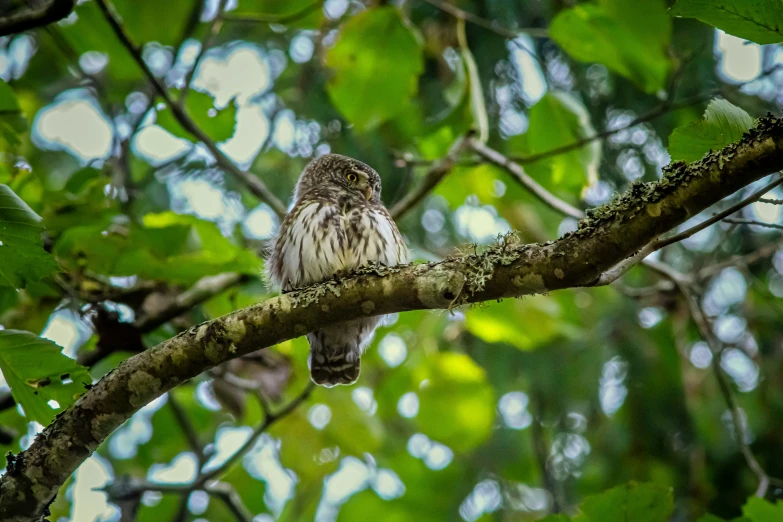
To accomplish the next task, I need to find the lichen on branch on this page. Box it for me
[1,115,783,522]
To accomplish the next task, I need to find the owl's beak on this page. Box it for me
[363,185,373,201]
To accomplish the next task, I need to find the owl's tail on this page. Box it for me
[310,352,360,387]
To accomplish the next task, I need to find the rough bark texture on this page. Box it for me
[1,116,783,521]
[0,0,76,36]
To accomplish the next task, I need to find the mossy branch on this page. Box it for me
[2,116,783,521]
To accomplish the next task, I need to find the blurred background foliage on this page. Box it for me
[0,0,782,521]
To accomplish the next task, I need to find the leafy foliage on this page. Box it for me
[326,7,424,131]
[668,98,754,162]
[0,0,781,520]
[0,185,59,288]
[0,330,91,424]
[670,0,783,44]
[550,0,672,93]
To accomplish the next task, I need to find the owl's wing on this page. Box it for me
[366,209,408,266]
[267,200,350,291]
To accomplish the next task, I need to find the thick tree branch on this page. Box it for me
[2,116,783,521]
[95,0,288,217]
[0,0,75,36]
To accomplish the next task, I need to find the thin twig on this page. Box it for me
[198,383,315,484]
[676,282,774,498]
[697,238,783,279]
[209,482,253,522]
[399,94,709,168]
[469,138,584,219]
[389,135,472,220]
[722,218,783,231]
[168,394,205,467]
[94,0,287,217]
[597,175,783,285]
[422,0,548,39]
[222,1,324,25]
[758,198,783,205]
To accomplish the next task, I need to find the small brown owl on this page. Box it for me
[267,154,408,387]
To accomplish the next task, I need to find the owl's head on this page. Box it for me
[295,153,382,204]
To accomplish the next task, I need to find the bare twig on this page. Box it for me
[399,94,709,169]
[722,218,783,231]
[168,394,205,467]
[676,281,775,498]
[198,383,314,484]
[208,482,253,522]
[758,198,783,205]
[697,238,783,279]
[597,175,783,285]
[422,0,548,39]
[389,135,471,219]
[95,0,287,217]
[105,383,312,521]
[469,138,584,219]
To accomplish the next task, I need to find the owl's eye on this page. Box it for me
[346,173,358,183]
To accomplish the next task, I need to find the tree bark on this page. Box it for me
[1,116,783,521]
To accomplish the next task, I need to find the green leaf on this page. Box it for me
[156,91,237,143]
[668,98,754,162]
[0,330,92,424]
[743,497,783,522]
[326,7,424,131]
[0,185,59,289]
[550,0,672,93]
[54,212,261,285]
[112,0,194,46]
[0,79,27,146]
[670,0,783,44]
[414,352,495,452]
[465,297,582,351]
[539,516,572,522]
[510,92,600,191]
[233,0,324,28]
[577,482,673,522]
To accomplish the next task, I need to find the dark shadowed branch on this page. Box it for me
[2,116,783,521]
[0,0,76,36]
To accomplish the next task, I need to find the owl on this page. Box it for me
[266,154,408,387]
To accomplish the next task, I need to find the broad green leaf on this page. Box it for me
[550,0,672,93]
[0,185,59,288]
[54,212,261,285]
[0,330,92,424]
[156,90,237,143]
[577,482,673,522]
[668,98,753,162]
[670,0,783,44]
[113,0,194,46]
[465,297,582,351]
[233,0,324,28]
[539,516,571,522]
[0,80,27,146]
[743,497,783,522]
[414,352,495,452]
[326,7,424,131]
[510,92,600,191]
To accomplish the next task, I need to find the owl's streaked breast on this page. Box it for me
[268,199,407,291]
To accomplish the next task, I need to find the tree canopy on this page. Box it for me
[0,0,782,521]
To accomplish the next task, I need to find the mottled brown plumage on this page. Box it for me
[267,154,407,387]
